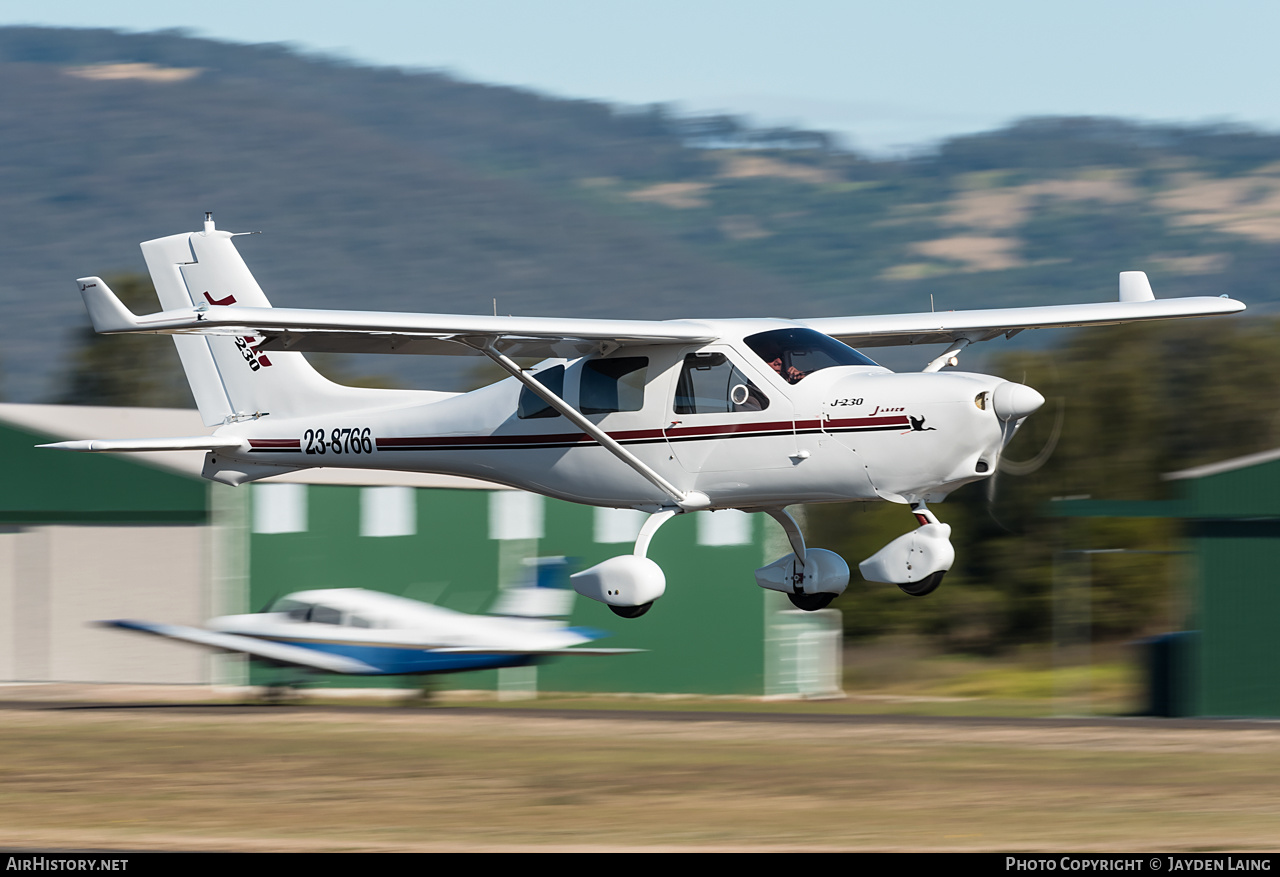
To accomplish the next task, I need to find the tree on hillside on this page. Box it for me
[809,318,1280,652]
[57,274,193,408]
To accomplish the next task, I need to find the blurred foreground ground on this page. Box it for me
[1,643,1276,852]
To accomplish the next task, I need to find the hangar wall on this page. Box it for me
[244,483,818,696]
[1053,448,1280,717]
[0,524,209,683]
[0,404,842,698]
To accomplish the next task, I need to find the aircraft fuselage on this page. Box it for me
[212,334,1026,510]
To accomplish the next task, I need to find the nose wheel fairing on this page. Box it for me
[858,502,955,591]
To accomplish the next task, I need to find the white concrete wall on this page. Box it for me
[1,525,210,684]
[0,527,19,681]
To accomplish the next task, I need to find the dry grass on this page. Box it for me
[717,154,838,185]
[624,182,711,209]
[1156,172,1280,242]
[64,63,202,83]
[909,235,1024,272]
[1,707,1279,851]
[941,173,1139,233]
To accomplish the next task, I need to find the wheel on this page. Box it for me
[610,601,654,618]
[787,592,835,611]
[898,570,945,597]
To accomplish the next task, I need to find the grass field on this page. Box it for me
[1,705,1278,851]
[451,639,1146,719]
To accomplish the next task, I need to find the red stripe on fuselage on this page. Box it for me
[809,415,910,430]
[246,415,918,454]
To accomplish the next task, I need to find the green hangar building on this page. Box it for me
[1053,448,1280,718]
[0,404,841,699]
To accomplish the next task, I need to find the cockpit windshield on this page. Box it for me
[273,598,311,620]
[271,598,375,628]
[744,328,880,384]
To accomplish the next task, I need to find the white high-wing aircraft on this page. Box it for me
[103,583,636,677]
[49,215,1245,617]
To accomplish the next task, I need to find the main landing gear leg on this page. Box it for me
[609,509,679,618]
[764,507,807,567]
[900,501,946,597]
[570,509,678,619]
[758,508,849,611]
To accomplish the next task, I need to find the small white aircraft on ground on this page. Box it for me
[102,576,635,677]
[50,215,1245,617]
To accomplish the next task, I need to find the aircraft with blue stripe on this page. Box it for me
[102,565,637,677]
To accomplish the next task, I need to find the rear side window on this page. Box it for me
[517,365,565,419]
[581,357,647,414]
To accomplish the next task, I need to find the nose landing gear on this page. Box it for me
[859,501,955,597]
[897,569,945,597]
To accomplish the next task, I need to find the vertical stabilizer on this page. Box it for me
[140,217,420,426]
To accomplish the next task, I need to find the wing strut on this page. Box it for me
[922,337,972,373]
[466,338,710,511]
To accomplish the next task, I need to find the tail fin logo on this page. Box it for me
[234,336,273,371]
[203,291,273,371]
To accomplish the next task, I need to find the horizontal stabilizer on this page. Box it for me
[39,436,246,453]
[76,277,142,333]
[100,620,380,674]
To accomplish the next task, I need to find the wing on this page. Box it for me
[78,270,1243,357]
[78,276,717,359]
[432,647,643,655]
[100,619,380,674]
[800,273,1244,348]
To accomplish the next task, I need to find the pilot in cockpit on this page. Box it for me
[767,356,806,385]
[746,328,880,386]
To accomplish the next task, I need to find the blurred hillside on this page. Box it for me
[2,27,1279,400]
[6,26,1280,654]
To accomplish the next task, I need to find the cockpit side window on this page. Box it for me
[744,328,880,384]
[274,599,312,621]
[674,352,769,414]
[310,605,342,625]
[517,365,565,420]
[581,357,647,414]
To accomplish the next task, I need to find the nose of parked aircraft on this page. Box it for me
[992,381,1045,422]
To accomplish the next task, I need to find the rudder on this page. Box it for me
[140,216,410,425]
